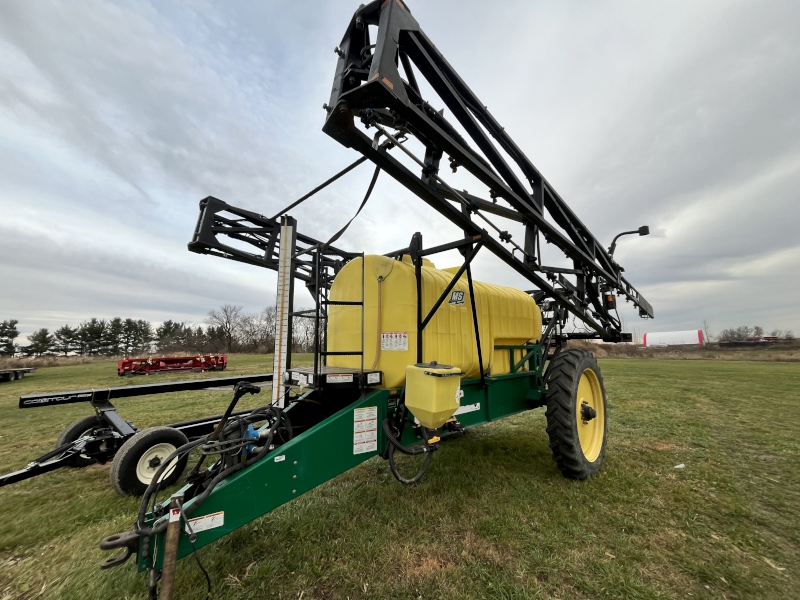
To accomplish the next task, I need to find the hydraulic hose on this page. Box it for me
[136,403,292,536]
[136,438,205,533]
[381,417,437,485]
[186,381,261,480]
[387,441,432,485]
[381,418,437,456]
[209,382,261,441]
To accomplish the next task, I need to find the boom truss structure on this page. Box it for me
[321,0,652,340]
[187,0,653,345]
[189,196,352,296]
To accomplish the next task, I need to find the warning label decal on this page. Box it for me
[381,332,408,351]
[185,511,224,534]
[353,406,378,454]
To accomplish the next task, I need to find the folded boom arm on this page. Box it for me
[322,0,653,340]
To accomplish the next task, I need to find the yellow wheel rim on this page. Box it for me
[576,368,604,462]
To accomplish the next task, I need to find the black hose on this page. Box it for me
[136,403,292,536]
[381,418,436,456]
[137,438,206,532]
[209,382,260,441]
[381,418,437,485]
[387,442,432,485]
[186,382,261,480]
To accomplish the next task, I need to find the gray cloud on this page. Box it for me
[1,0,798,342]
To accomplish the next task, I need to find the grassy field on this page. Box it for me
[0,356,798,599]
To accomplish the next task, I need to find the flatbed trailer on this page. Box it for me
[0,367,35,382]
[0,373,272,495]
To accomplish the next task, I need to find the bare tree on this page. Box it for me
[718,326,752,342]
[261,306,277,352]
[703,319,713,343]
[238,315,258,352]
[207,304,243,353]
[291,309,316,353]
[238,307,278,352]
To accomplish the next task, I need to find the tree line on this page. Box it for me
[0,304,318,358]
[715,325,794,343]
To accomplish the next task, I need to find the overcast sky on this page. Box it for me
[1,0,798,342]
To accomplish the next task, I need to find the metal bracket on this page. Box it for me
[99,530,141,570]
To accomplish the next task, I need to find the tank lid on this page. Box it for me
[414,361,454,369]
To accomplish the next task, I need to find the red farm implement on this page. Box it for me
[117,354,227,376]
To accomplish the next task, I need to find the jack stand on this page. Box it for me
[158,492,184,600]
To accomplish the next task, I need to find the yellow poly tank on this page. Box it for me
[326,255,542,388]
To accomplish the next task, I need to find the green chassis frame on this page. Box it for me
[137,346,544,571]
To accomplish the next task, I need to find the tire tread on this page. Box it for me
[109,426,188,497]
[55,416,103,468]
[544,349,607,479]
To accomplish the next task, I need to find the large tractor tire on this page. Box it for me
[110,427,189,497]
[544,349,607,479]
[55,416,104,467]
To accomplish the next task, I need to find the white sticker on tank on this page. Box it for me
[353,406,378,454]
[455,388,464,405]
[327,374,354,383]
[381,331,408,351]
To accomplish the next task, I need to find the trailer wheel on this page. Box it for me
[544,349,607,479]
[110,427,189,496]
[55,416,104,467]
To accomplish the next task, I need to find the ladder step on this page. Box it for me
[320,351,363,356]
[322,300,363,306]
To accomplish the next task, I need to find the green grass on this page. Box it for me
[1,358,798,599]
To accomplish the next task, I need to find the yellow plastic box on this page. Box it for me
[405,362,463,429]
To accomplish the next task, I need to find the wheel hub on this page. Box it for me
[576,368,605,462]
[581,401,597,423]
[136,443,178,485]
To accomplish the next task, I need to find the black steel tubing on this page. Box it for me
[19,374,273,409]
